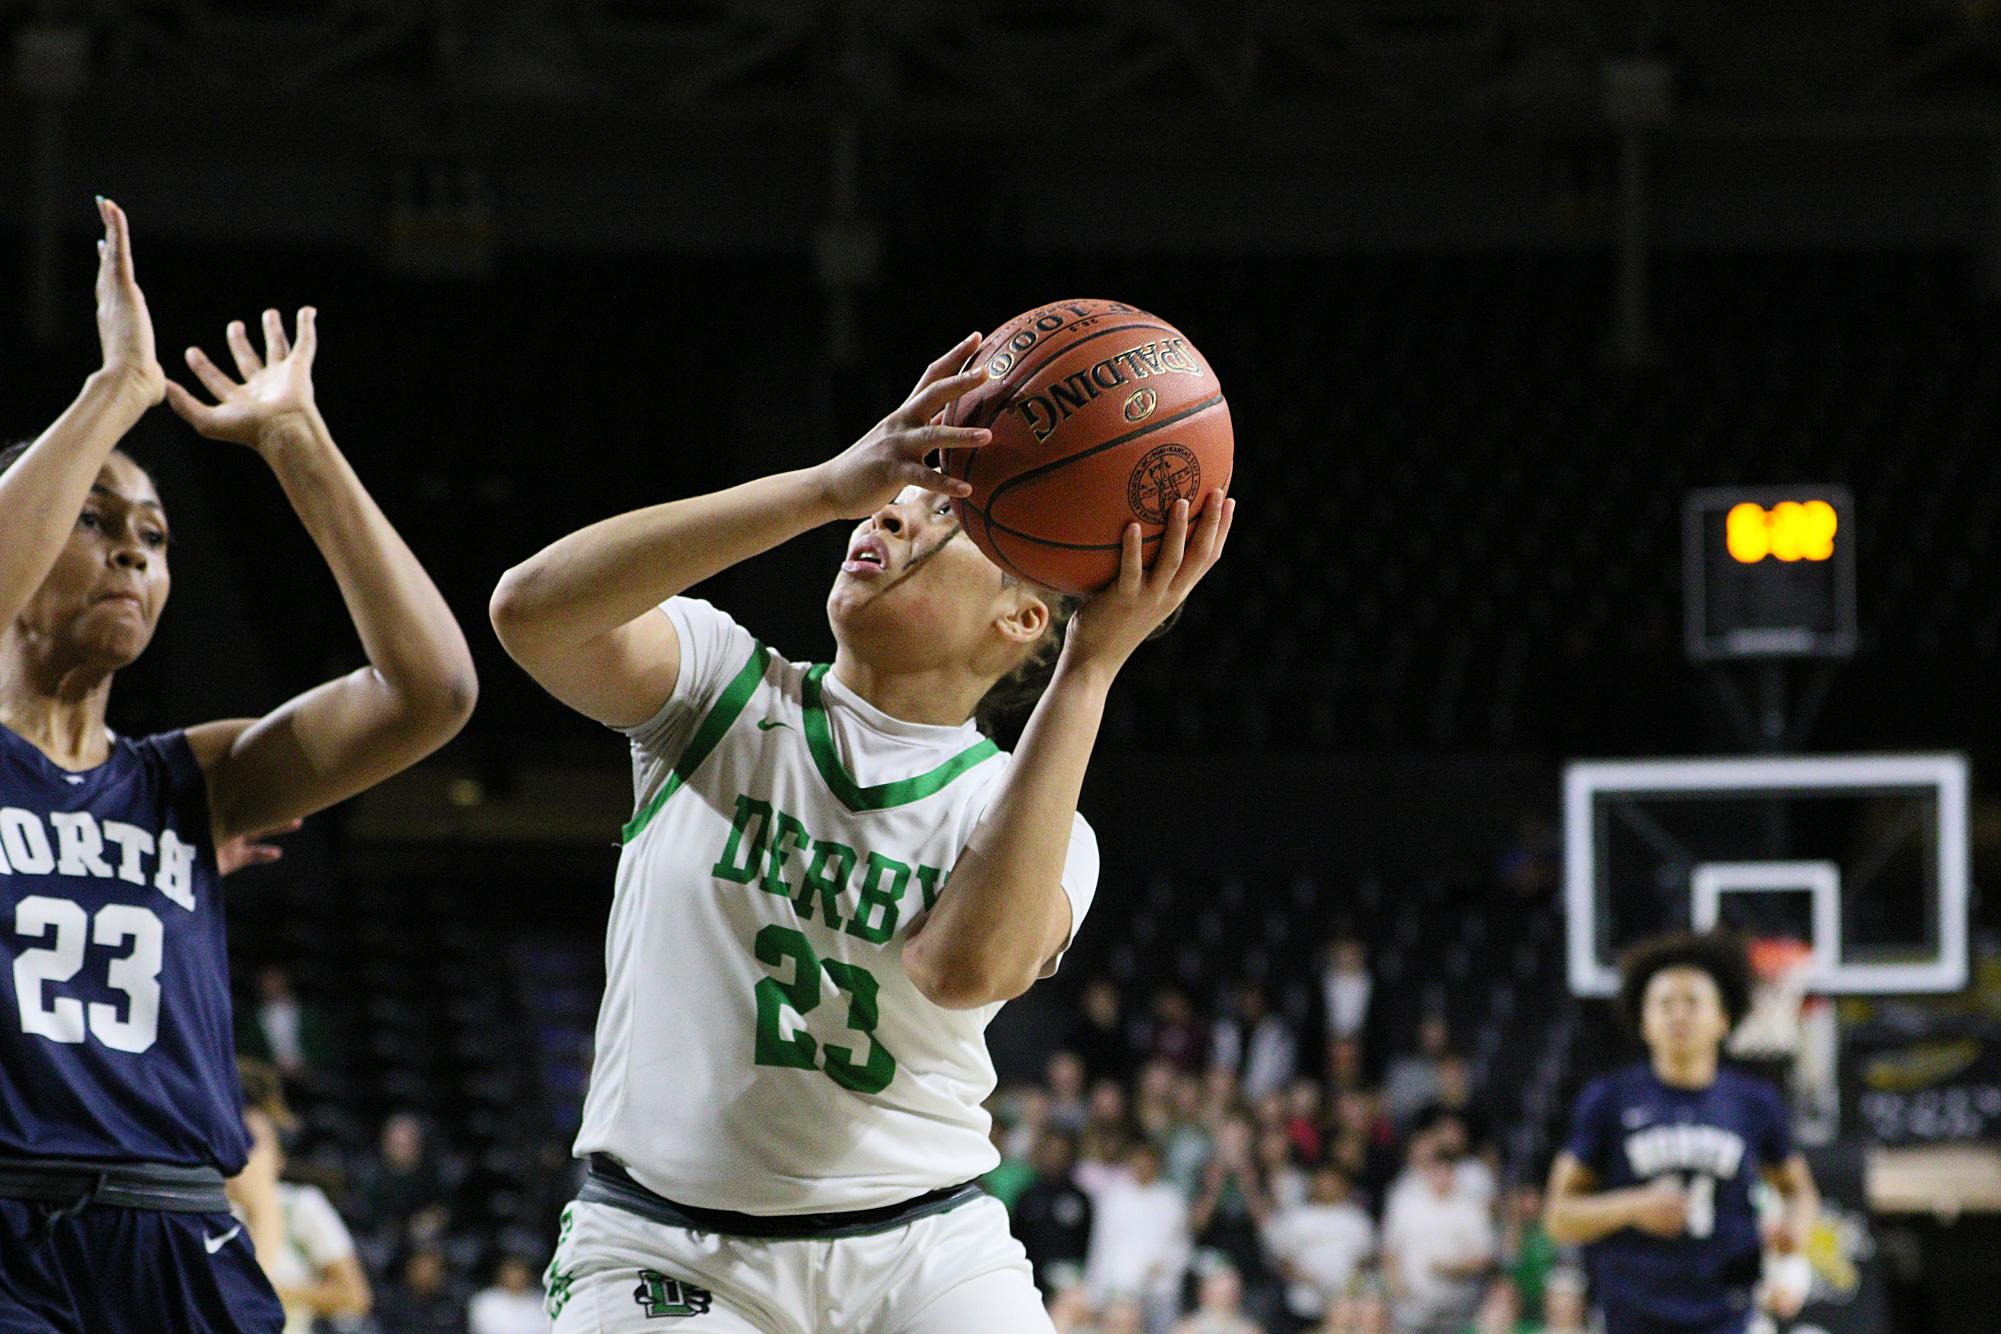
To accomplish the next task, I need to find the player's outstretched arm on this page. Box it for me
[489,332,991,728]
[1543,1153,1689,1246]
[1763,1153,1820,1251]
[0,199,164,628]
[903,491,1235,1010]
[169,308,477,843]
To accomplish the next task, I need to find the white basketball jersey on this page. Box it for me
[575,597,1099,1214]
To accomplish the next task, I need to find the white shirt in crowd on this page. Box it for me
[1083,1172,1192,1305]
[261,1182,356,1334]
[1211,1014,1299,1104]
[1382,1184,1495,1318]
[1384,1155,1496,1217]
[1262,1199,1375,1317]
[258,998,304,1070]
[469,1284,552,1334]
[1322,967,1371,1040]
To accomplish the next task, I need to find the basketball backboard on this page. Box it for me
[1564,755,1968,996]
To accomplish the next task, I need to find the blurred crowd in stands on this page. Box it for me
[235,966,570,1334]
[238,928,1582,1333]
[985,954,1589,1334]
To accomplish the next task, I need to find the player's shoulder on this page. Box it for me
[1716,1065,1788,1111]
[1577,1063,1651,1110]
[965,752,1097,840]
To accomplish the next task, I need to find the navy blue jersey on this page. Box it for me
[1566,1063,1793,1327]
[0,724,248,1173]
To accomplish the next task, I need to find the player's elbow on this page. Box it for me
[903,939,1031,1011]
[1542,1204,1587,1247]
[488,565,540,651]
[387,661,479,743]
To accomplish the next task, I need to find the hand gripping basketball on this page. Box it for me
[1062,489,1235,676]
[812,333,993,520]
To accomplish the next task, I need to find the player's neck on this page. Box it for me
[828,650,985,729]
[1650,1047,1719,1089]
[0,643,116,769]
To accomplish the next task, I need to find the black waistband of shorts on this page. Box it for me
[581,1155,984,1240]
[0,1156,229,1214]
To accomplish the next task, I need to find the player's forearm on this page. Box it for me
[1545,1188,1646,1245]
[229,1187,286,1281]
[901,661,1107,1009]
[1780,1175,1820,1247]
[278,1266,370,1316]
[258,412,476,725]
[0,369,153,624]
[490,467,839,652]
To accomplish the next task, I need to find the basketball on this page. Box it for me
[942,299,1234,598]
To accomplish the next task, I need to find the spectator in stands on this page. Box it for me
[1083,1140,1190,1334]
[1190,1115,1279,1324]
[238,1060,372,1334]
[1497,1184,1558,1322]
[1076,1119,1131,1198]
[1049,1050,1091,1136]
[1329,1093,1398,1214]
[1100,1296,1147,1334]
[373,1249,466,1332]
[1419,1053,1494,1155]
[236,964,330,1078]
[467,1254,548,1334]
[1328,1037,1368,1094]
[983,1105,1038,1210]
[1087,1077,1131,1143]
[1383,1014,1452,1128]
[1133,1058,1180,1142]
[1539,1268,1589,1334]
[1047,1271,1099,1332]
[1381,1146,1495,1334]
[356,1112,451,1245]
[1264,1162,1376,1329]
[1006,1085,1053,1162]
[1014,1131,1095,1293]
[1214,982,1299,1103]
[1322,1282,1393,1334]
[1162,1073,1216,1195]
[1145,987,1210,1073]
[1258,1123,1310,1211]
[1172,1262,1263,1334]
[1072,979,1141,1083]
[1392,1111,1493,1211]
[1284,1078,1325,1163]
[1319,937,1374,1053]
[1472,1278,1528,1334]
[1494,814,1559,900]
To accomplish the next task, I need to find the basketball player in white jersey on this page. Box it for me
[490,332,1233,1332]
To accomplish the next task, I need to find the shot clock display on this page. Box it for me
[1684,485,1856,659]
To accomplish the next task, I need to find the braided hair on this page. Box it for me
[971,579,1185,735]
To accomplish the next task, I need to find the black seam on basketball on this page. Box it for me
[971,322,1177,429]
[953,497,1049,584]
[978,512,1170,552]
[986,393,1228,513]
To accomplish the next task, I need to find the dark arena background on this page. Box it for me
[6,4,2001,1333]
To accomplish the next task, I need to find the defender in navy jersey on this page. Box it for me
[1544,933,1819,1334]
[0,200,474,1332]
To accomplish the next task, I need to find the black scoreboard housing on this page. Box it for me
[1683,484,1857,660]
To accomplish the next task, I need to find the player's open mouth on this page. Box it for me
[842,535,891,577]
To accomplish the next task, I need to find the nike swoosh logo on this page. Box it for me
[756,719,791,732]
[202,1225,242,1254]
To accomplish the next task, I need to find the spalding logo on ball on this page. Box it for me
[942,299,1234,597]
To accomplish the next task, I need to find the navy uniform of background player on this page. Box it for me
[0,200,474,1332]
[1543,933,1820,1334]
